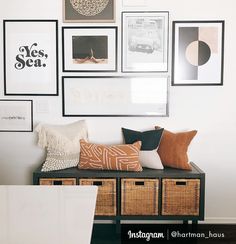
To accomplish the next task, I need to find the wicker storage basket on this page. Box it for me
[39,178,76,185]
[162,179,200,216]
[79,178,116,216]
[121,178,159,215]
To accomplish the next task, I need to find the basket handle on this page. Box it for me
[135,181,145,186]
[176,181,187,186]
[93,181,103,186]
[53,180,63,185]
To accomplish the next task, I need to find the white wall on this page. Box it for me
[0,0,236,223]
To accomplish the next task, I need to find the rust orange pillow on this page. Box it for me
[79,140,142,171]
[155,126,197,170]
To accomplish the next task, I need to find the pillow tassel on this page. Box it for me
[35,124,48,149]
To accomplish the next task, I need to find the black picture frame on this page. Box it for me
[3,20,59,96]
[62,26,118,72]
[121,11,169,73]
[172,20,225,86]
[62,76,169,117]
[0,100,33,132]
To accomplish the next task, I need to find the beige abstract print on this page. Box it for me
[70,0,109,16]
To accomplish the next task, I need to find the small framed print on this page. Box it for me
[172,21,225,86]
[3,20,58,96]
[63,0,115,23]
[62,27,117,72]
[122,11,169,73]
[62,76,169,117]
[0,100,33,132]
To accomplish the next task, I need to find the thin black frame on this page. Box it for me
[171,20,225,86]
[62,76,169,117]
[121,11,169,73]
[62,26,118,72]
[3,19,59,96]
[0,100,33,132]
[63,0,115,23]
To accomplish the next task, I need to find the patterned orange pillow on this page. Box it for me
[79,140,142,171]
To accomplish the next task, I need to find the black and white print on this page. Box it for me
[3,20,58,95]
[122,12,169,72]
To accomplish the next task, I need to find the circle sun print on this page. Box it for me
[70,0,110,16]
[185,40,211,66]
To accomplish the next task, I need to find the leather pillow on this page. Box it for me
[155,126,197,170]
[79,140,142,171]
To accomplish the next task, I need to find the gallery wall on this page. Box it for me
[0,0,236,223]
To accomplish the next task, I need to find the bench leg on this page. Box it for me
[192,220,198,225]
[116,220,121,234]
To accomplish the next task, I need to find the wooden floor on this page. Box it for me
[91,224,120,244]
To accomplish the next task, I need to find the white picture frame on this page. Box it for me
[122,11,169,73]
[62,76,169,117]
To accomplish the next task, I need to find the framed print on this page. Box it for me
[62,27,117,72]
[172,21,225,86]
[3,20,58,96]
[63,0,115,23]
[122,11,169,73]
[0,100,33,132]
[62,76,169,117]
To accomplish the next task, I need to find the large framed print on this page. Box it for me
[0,100,33,132]
[3,20,58,96]
[62,76,169,117]
[62,27,117,72]
[172,21,225,86]
[122,11,169,73]
[63,0,115,23]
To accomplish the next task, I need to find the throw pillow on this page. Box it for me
[41,150,80,172]
[122,127,164,150]
[122,127,164,170]
[155,126,197,170]
[35,120,88,172]
[79,140,142,171]
[139,150,163,170]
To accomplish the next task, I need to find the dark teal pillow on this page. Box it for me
[122,127,164,150]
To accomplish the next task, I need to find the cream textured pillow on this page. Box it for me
[36,120,88,172]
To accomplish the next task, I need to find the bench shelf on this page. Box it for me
[33,162,205,228]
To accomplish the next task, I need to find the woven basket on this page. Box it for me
[162,179,200,216]
[121,178,159,215]
[39,178,76,185]
[79,178,116,216]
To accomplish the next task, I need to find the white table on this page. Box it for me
[0,185,97,244]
